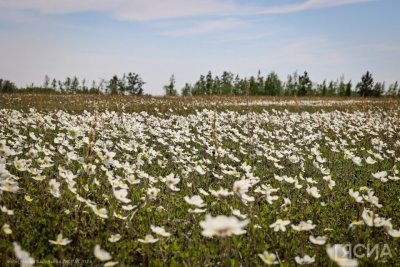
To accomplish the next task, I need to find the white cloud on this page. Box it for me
[114,0,236,21]
[217,30,284,43]
[162,18,246,37]
[0,0,373,21]
[231,0,373,16]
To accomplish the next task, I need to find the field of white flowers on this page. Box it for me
[1,96,400,266]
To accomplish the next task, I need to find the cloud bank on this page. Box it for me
[0,0,372,21]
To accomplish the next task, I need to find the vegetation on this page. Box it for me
[1,96,400,266]
[1,71,399,97]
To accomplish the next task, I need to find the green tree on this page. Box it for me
[164,74,178,96]
[264,72,282,96]
[345,81,352,97]
[181,83,192,96]
[81,79,88,93]
[248,76,258,95]
[192,75,206,95]
[386,81,398,96]
[220,71,234,95]
[64,77,72,93]
[0,79,17,92]
[233,75,242,95]
[126,72,144,95]
[43,75,50,88]
[338,76,347,96]
[372,82,384,97]
[51,79,57,91]
[212,76,221,95]
[58,80,64,93]
[356,71,374,97]
[90,80,99,94]
[108,75,119,94]
[71,76,80,93]
[327,80,337,96]
[256,70,264,95]
[297,71,312,96]
[318,80,327,96]
[205,71,213,95]
[284,71,298,96]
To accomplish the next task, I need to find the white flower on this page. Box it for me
[184,195,206,208]
[13,242,35,267]
[113,188,131,203]
[59,169,77,181]
[348,220,365,229]
[258,250,279,265]
[14,158,29,172]
[292,220,316,231]
[199,188,210,196]
[151,225,171,237]
[188,208,206,213]
[365,156,376,164]
[231,208,247,219]
[306,186,321,199]
[163,173,180,191]
[372,171,388,182]
[32,175,46,181]
[68,127,81,139]
[309,235,326,245]
[138,234,159,243]
[49,179,61,198]
[233,179,251,195]
[316,155,326,163]
[91,206,108,219]
[94,244,112,261]
[122,204,136,211]
[199,214,249,237]
[288,154,300,164]
[113,211,128,220]
[295,254,315,265]
[323,175,335,190]
[270,219,291,232]
[348,189,363,203]
[352,156,362,166]
[362,191,382,208]
[326,244,358,267]
[274,162,284,169]
[2,223,12,235]
[265,187,279,204]
[104,261,119,267]
[49,233,72,245]
[1,205,14,215]
[147,187,160,200]
[108,234,121,242]
[103,150,116,166]
[210,187,233,198]
[0,181,19,193]
[280,198,291,211]
[362,208,375,227]
[194,165,206,175]
[387,229,400,238]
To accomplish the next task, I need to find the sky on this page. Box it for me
[0,0,399,95]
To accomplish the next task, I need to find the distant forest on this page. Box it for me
[1,70,399,97]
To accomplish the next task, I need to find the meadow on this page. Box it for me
[1,94,400,266]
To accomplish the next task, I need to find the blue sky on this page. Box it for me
[0,0,399,95]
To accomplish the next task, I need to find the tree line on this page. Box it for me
[0,72,145,95]
[1,70,399,97]
[165,70,400,97]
